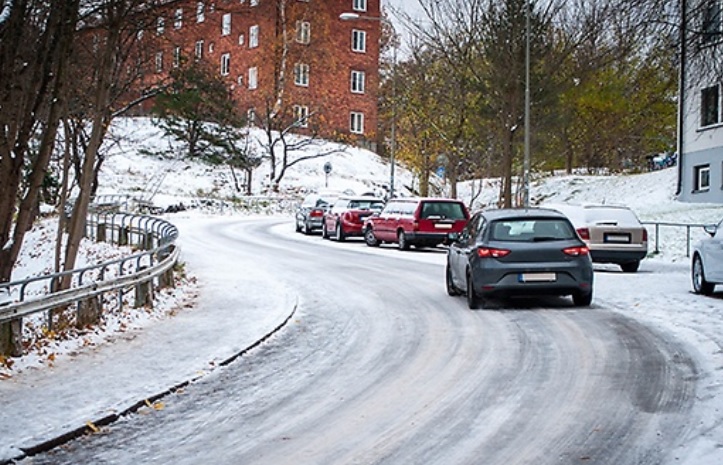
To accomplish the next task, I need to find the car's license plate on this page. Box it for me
[435,223,453,229]
[604,233,631,243]
[519,272,556,282]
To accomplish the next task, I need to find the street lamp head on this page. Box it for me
[339,12,361,21]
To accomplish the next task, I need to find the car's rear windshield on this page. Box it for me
[420,201,466,220]
[349,200,385,210]
[490,218,577,242]
[583,207,641,227]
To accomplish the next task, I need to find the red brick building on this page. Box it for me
[141,0,381,148]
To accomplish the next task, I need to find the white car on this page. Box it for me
[692,218,723,295]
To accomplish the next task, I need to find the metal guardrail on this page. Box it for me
[642,221,712,258]
[0,209,179,355]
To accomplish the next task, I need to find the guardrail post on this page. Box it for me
[157,245,175,289]
[654,224,660,254]
[141,232,153,250]
[97,223,107,243]
[135,268,153,309]
[77,297,102,327]
[0,320,23,357]
[119,226,130,246]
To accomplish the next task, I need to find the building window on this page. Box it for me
[701,85,720,127]
[221,53,230,76]
[195,40,204,59]
[156,17,165,35]
[702,1,722,44]
[249,25,259,48]
[173,46,181,68]
[695,164,711,191]
[155,51,163,73]
[294,105,309,128]
[174,9,183,29]
[353,0,367,12]
[248,67,258,89]
[352,29,366,52]
[222,13,231,36]
[209,42,215,53]
[294,63,309,86]
[237,75,244,86]
[351,70,365,93]
[250,0,259,6]
[350,112,364,134]
[238,33,245,45]
[197,2,205,22]
[296,21,311,44]
[247,108,256,126]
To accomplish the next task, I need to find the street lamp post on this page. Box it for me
[340,11,397,198]
[523,0,531,209]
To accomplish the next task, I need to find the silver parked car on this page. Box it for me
[692,218,723,295]
[446,208,594,309]
[295,192,339,235]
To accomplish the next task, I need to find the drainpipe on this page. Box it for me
[676,0,686,197]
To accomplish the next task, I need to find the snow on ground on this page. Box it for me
[3,116,723,379]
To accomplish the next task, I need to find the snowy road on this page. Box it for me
[28,216,723,465]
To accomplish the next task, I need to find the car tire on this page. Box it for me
[466,271,484,309]
[398,231,410,251]
[322,222,329,239]
[620,261,640,273]
[364,227,379,247]
[692,254,715,295]
[295,221,302,233]
[335,222,346,242]
[572,290,593,307]
[303,222,312,235]
[446,265,461,296]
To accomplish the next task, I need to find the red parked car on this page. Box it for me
[322,195,385,241]
[363,197,470,250]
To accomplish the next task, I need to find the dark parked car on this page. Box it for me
[363,197,470,250]
[446,208,594,309]
[322,195,385,241]
[692,218,723,295]
[295,192,339,235]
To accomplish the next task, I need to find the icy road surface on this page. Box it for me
[26,217,723,465]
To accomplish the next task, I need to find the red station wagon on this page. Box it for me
[363,197,470,250]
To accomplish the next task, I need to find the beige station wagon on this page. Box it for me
[546,204,648,272]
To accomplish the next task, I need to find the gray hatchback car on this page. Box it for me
[446,208,594,309]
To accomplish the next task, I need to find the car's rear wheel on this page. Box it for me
[466,271,483,309]
[364,227,379,247]
[620,261,640,273]
[572,290,593,307]
[398,231,410,251]
[692,254,715,295]
[303,222,312,235]
[295,221,302,233]
[335,222,346,242]
[446,265,461,296]
[322,222,329,239]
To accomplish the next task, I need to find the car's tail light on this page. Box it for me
[563,246,590,256]
[477,247,511,258]
[576,228,590,240]
[310,209,323,218]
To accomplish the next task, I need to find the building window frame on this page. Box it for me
[221,53,230,76]
[351,29,366,53]
[296,21,311,44]
[701,84,721,127]
[350,111,364,134]
[174,8,183,29]
[294,105,309,128]
[196,2,205,22]
[695,164,711,192]
[155,51,163,73]
[222,13,231,36]
[173,46,181,68]
[351,70,365,93]
[248,66,258,89]
[702,0,722,45]
[249,25,259,48]
[353,0,367,12]
[156,17,165,35]
[195,40,204,60]
[247,108,256,126]
[294,63,310,87]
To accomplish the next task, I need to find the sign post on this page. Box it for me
[323,162,332,187]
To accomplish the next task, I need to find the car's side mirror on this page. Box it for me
[704,224,717,237]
